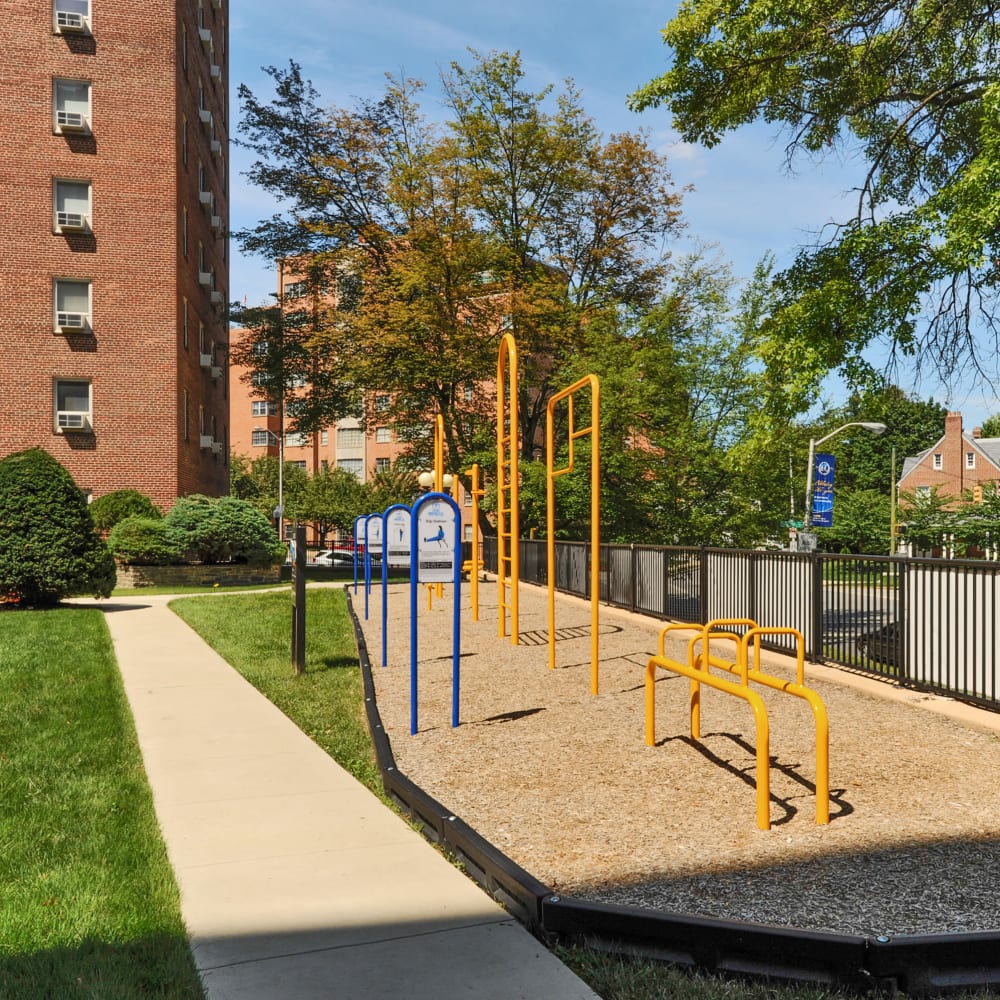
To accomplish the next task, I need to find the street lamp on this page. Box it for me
[255,426,284,539]
[804,421,887,533]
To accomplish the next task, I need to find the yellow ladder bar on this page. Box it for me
[497,333,519,644]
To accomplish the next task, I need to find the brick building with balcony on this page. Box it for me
[0,0,230,509]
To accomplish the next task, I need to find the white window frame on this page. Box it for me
[53,78,91,134]
[933,453,943,470]
[53,177,91,232]
[251,430,272,447]
[285,431,308,448]
[251,401,277,417]
[337,457,364,480]
[53,0,91,35]
[374,457,391,474]
[337,427,364,449]
[53,277,92,333]
[916,485,931,498]
[54,378,92,433]
[375,394,390,412]
[967,452,977,470]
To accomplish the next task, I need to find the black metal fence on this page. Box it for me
[482,537,1000,713]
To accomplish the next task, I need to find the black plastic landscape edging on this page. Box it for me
[345,587,1000,995]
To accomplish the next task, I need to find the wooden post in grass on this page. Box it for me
[291,524,306,673]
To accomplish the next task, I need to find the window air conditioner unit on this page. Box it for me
[58,411,91,431]
[210,138,222,156]
[199,353,212,367]
[56,211,87,231]
[199,434,214,449]
[56,110,87,132]
[56,10,89,32]
[210,365,223,379]
[198,28,212,49]
[210,214,222,232]
[199,109,212,125]
[56,311,86,330]
[198,271,212,286]
[199,189,213,206]
[210,290,223,304]
[211,0,221,9]
[211,441,224,455]
[210,64,221,80]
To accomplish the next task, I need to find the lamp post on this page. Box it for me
[803,421,887,533]
[255,426,284,540]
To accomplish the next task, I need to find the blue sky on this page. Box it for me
[228,0,998,427]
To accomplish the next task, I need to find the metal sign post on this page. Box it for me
[381,504,412,667]
[408,491,462,735]
[363,512,383,620]
[290,524,306,674]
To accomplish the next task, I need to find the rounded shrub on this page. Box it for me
[107,517,181,566]
[0,448,117,607]
[164,494,284,565]
[90,488,162,533]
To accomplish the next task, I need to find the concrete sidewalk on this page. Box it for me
[99,594,598,1000]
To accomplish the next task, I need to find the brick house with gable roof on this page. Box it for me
[899,411,1000,502]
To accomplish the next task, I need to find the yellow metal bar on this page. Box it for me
[545,374,600,692]
[646,653,772,830]
[497,333,519,644]
[464,463,485,622]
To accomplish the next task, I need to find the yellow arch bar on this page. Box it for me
[546,375,601,692]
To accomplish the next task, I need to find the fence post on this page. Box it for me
[809,553,824,662]
[896,557,909,686]
[699,547,709,624]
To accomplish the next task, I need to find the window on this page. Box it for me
[967,452,977,469]
[182,298,189,348]
[293,460,307,470]
[53,278,91,332]
[916,485,931,498]
[181,207,188,257]
[933,453,942,470]
[375,394,390,412]
[181,23,187,72]
[182,389,189,441]
[285,399,306,417]
[199,322,206,354]
[53,178,91,231]
[337,458,364,479]
[251,401,277,417]
[251,430,273,447]
[463,384,474,402]
[320,430,328,445]
[375,426,392,444]
[250,371,269,387]
[53,78,91,133]
[181,115,188,165]
[53,0,90,34]
[337,427,364,449]
[54,379,91,432]
[375,457,390,473]
[464,490,473,507]
[284,280,307,299]
[285,432,308,448]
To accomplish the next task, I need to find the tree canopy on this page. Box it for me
[236,51,684,478]
[631,1,1000,396]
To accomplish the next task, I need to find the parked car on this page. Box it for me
[313,549,356,567]
[855,621,902,668]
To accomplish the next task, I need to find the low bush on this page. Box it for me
[107,517,181,565]
[164,495,284,566]
[90,488,162,532]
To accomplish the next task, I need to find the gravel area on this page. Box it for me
[356,579,1000,938]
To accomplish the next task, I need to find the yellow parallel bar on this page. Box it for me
[646,654,772,831]
[497,333,519,644]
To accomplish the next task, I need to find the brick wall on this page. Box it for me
[0,0,229,510]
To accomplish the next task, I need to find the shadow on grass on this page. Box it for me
[308,654,360,673]
[0,933,203,1000]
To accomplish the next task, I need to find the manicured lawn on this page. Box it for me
[0,608,204,999]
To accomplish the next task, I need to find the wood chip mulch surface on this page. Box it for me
[355,579,1000,938]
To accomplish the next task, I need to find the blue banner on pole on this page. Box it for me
[812,452,836,527]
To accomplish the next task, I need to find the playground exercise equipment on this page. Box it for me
[496,332,520,644]
[546,374,601,693]
[645,618,830,831]
[465,463,485,621]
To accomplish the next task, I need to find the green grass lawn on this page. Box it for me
[0,608,204,999]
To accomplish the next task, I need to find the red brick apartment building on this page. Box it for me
[229,266,476,542]
[899,411,1000,499]
[0,0,230,510]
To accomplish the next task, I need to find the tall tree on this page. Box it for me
[236,53,684,484]
[632,1,1000,396]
